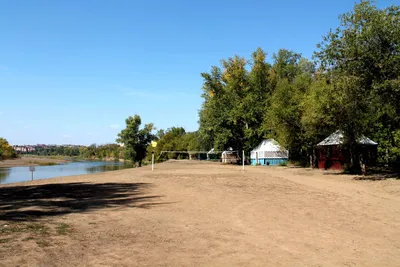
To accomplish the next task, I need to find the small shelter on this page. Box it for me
[207,148,218,160]
[316,130,378,170]
[250,139,289,166]
[221,147,239,164]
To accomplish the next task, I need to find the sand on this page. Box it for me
[0,156,68,167]
[1,161,400,267]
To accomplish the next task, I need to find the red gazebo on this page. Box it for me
[316,130,378,170]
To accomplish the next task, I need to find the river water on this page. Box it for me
[0,161,134,185]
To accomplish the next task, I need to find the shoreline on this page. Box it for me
[0,156,69,168]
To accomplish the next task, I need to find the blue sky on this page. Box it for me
[0,0,397,145]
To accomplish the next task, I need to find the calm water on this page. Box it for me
[0,161,134,185]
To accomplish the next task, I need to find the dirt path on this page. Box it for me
[1,161,400,266]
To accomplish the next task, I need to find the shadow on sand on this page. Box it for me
[323,168,400,181]
[353,173,400,181]
[0,182,166,221]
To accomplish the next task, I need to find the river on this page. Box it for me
[0,161,134,185]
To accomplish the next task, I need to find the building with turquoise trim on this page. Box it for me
[250,139,289,166]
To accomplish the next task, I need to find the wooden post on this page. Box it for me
[242,150,245,171]
[256,152,258,166]
[151,151,155,171]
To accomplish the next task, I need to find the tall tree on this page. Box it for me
[263,50,315,160]
[199,50,272,153]
[116,115,155,167]
[314,0,400,166]
[245,48,272,150]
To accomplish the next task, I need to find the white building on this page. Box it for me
[250,139,289,166]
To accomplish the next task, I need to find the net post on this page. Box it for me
[242,150,245,171]
[152,150,155,171]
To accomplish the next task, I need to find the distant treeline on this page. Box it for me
[79,144,123,160]
[14,143,123,160]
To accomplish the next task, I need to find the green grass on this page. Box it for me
[1,222,49,235]
[0,224,25,234]
[279,161,288,166]
[56,223,70,235]
[25,223,49,235]
[29,161,58,166]
[1,222,72,248]
[1,223,50,246]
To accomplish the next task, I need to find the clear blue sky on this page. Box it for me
[0,0,396,145]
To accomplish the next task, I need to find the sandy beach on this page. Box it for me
[1,161,400,267]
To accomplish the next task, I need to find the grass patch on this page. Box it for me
[28,160,59,166]
[279,161,288,166]
[0,224,25,234]
[1,222,70,248]
[56,223,70,235]
[36,161,58,166]
[26,223,49,236]
[0,238,12,244]
[1,222,49,235]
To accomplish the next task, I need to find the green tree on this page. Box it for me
[199,51,271,153]
[262,49,315,160]
[271,49,302,82]
[0,138,17,160]
[117,115,155,167]
[314,0,400,166]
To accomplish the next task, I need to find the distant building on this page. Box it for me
[221,147,239,164]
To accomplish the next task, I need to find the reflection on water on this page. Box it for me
[86,162,134,173]
[0,161,134,185]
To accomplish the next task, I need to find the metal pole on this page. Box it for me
[152,151,154,171]
[31,171,33,181]
[242,150,245,171]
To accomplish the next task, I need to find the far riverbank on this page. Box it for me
[0,156,68,167]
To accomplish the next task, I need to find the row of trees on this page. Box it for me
[78,144,123,160]
[198,1,400,168]
[0,138,17,160]
[114,115,205,166]
[34,146,81,157]
[146,127,201,161]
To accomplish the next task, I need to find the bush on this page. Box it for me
[0,138,17,160]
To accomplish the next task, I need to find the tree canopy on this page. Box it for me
[0,138,17,160]
[116,115,155,167]
[197,0,400,168]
